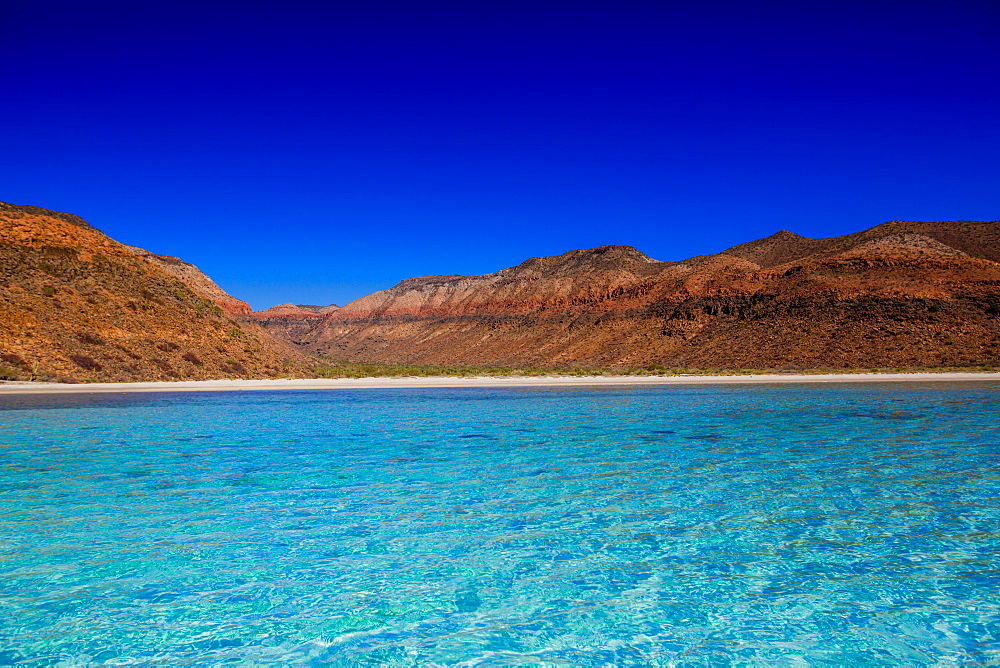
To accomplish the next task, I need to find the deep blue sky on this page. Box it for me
[3,0,998,310]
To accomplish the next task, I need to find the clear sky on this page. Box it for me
[3,0,998,310]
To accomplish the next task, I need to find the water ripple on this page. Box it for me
[0,383,999,663]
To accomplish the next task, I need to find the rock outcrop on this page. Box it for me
[250,303,340,347]
[254,303,340,319]
[6,202,997,378]
[0,202,311,381]
[270,221,1000,369]
[121,245,252,315]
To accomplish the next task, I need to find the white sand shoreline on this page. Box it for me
[1,372,999,394]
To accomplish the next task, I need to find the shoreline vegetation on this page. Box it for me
[3,358,1000,386]
[1,369,999,395]
[312,361,1000,379]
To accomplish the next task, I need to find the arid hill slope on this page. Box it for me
[0,202,309,381]
[266,221,1000,369]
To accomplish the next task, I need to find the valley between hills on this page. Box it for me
[2,201,1000,383]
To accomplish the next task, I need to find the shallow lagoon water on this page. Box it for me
[1,382,999,665]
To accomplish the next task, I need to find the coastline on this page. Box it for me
[1,371,999,394]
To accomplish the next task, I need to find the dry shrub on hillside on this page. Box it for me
[1,353,28,368]
[221,361,248,375]
[69,355,102,371]
[182,352,203,366]
[76,331,106,346]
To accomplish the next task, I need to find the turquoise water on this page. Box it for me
[1,383,999,665]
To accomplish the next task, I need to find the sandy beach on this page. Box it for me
[1,372,999,394]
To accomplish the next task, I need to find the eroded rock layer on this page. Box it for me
[276,222,1000,369]
[0,202,310,381]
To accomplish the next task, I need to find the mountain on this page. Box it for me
[7,202,998,379]
[256,303,341,317]
[251,303,340,348]
[0,202,310,382]
[264,221,1000,369]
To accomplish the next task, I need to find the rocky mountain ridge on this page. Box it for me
[0,202,309,381]
[5,201,998,379]
[255,303,340,318]
[121,245,253,315]
[257,220,1000,369]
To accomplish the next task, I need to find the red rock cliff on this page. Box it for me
[269,221,1000,369]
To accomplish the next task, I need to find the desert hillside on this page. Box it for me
[256,220,1000,369]
[0,202,310,382]
[6,202,998,380]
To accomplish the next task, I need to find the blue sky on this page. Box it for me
[3,0,998,310]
